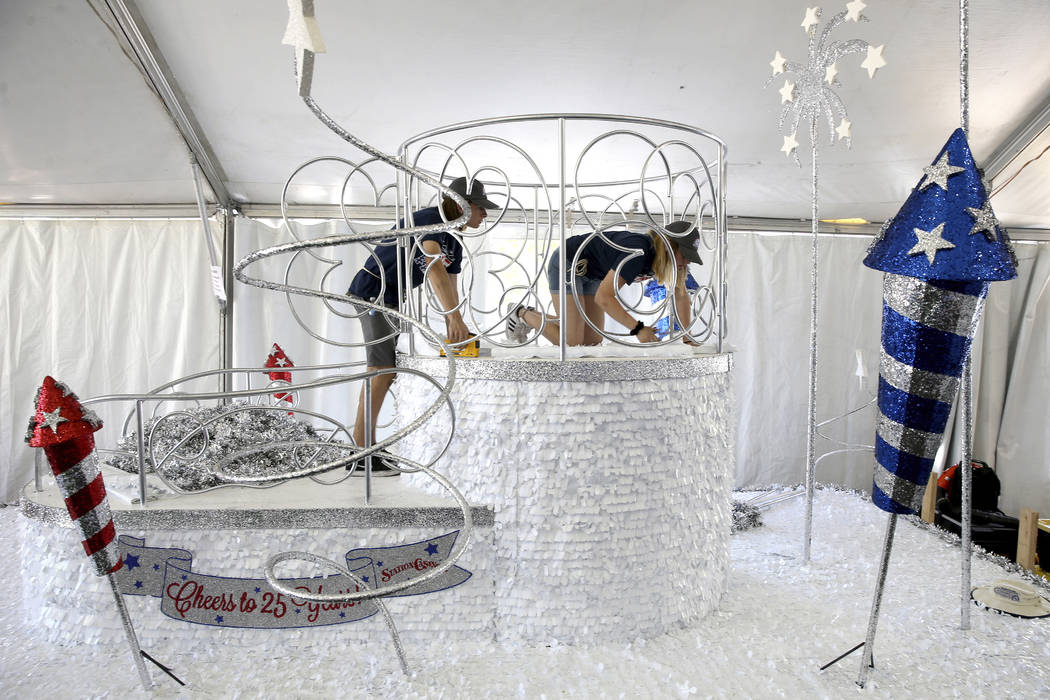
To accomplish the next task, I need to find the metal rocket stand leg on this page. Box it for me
[364,378,373,505]
[959,358,974,630]
[857,512,897,688]
[106,573,152,690]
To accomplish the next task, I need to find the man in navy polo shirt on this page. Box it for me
[346,176,498,474]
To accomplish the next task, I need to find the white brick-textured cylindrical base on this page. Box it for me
[393,356,735,643]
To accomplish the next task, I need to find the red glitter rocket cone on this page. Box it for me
[264,343,295,404]
[26,376,123,576]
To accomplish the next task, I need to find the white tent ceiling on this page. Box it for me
[3,0,1049,229]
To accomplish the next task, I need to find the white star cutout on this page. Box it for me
[274,357,289,367]
[861,44,886,78]
[825,62,838,84]
[846,0,867,22]
[779,80,796,103]
[966,201,1000,241]
[919,153,965,191]
[39,407,68,433]
[908,222,955,265]
[801,7,821,33]
[835,118,852,140]
[282,0,325,52]
[282,0,327,96]
[770,51,787,76]
[781,133,799,157]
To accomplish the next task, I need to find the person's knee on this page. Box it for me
[366,366,396,386]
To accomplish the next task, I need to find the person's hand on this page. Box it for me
[636,326,659,343]
[445,314,472,344]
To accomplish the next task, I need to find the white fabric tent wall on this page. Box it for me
[727,231,884,492]
[4,216,1047,518]
[728,230,1050,517]
[230,218,373,431]
[950,241,1050,517]
[0,218,222,503]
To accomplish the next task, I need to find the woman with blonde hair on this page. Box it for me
[507,221,702,346]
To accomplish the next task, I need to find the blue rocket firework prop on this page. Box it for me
[863,128,1016,514]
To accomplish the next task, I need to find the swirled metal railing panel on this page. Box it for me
[394,114,727,352]
[270,115,727,355]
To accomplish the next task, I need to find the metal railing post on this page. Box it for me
[558,118,567,360]
[134,400,148,507]
[364,377,373,504]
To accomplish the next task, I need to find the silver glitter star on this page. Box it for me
[907,222,955,264]
[919,153,964,191]
[966,201,999,242]
[275,357,289,367]
[39,407,69,433]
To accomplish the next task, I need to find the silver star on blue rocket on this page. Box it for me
[907,222,955,264]
[918,153,964,191]
[966,201,999,242]
[39,407,68,433]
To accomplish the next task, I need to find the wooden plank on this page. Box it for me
[920,470,939,524]
[1017,508,1039,571]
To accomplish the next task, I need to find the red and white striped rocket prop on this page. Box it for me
[26,376,123,576]
[264,342,295,404]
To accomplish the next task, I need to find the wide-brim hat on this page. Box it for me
[664,220,704,265]
[971,579,1050,618]
[448,176,500,210]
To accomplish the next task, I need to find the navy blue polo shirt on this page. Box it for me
[563,230,655,285]
[347,207,464,305]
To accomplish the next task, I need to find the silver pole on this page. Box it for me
[400,153,416,358]
[960,356,974,630]
[107,573,152,689]
[134,401,148,507]
[960,0,970,137]
[803,116,819,563]
[558,118,567,361]
[34,448,45,492]
[718,141,728,354]
[959,0,974,632]
[857,512,898,688]
[364,377,373,504]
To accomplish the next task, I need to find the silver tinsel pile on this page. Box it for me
[731,500,764,533]
[105,402,349,492]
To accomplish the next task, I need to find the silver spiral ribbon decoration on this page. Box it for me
[223,4,479,673]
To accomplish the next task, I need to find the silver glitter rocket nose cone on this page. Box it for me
[871,273,987,514]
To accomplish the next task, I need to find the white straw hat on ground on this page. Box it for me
[971,579,1050,619]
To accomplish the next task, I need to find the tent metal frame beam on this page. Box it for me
[90,0,232,208]
[5,205,1048,242]
[984,91,1050,182]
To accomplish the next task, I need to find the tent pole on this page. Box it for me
[221,210,236,395]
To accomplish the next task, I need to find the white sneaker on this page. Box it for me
[505,303,528,343]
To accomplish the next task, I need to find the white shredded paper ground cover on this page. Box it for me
[3,488,1049,699]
